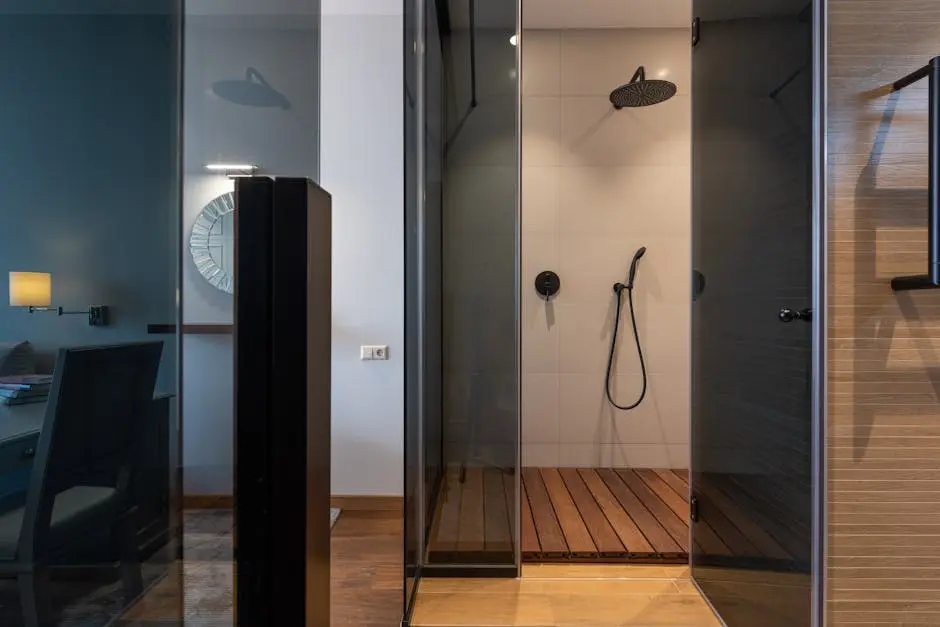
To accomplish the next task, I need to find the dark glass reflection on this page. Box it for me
[691,2,814,626]
[0,4,183,626]
[405,0,519,573]
[404,0,420,613]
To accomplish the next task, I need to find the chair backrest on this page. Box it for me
[18,342,163,560]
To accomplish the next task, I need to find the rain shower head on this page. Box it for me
[610,66,677,109]
[212,67,291,110]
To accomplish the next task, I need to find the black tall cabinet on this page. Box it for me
[234,177,332,627]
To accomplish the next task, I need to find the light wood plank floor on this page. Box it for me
[410,564,722,627]
[118,509,403,626]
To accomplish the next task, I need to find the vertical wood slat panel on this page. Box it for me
[829,1,940,623]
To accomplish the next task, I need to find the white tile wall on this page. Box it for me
[521,28,691,469]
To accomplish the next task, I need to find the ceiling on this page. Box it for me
[523,0,691,29]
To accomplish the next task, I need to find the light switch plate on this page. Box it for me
[360,346,374,360]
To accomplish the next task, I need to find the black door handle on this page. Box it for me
[779,307,812,323]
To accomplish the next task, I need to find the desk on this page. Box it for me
[0,401,44,444]
[0,395,173,560]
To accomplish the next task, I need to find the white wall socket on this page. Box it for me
[360,345,390,361]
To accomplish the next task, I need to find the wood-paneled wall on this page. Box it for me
[829,1,940,624]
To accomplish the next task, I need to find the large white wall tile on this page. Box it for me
[522,374,561,443]
[521,30,561,96]
[524,443,561,467]
[557,165,691,237]
[522,166,561,235]
[560,29,691,97]
[522,96,563,166]
[561,96,690,167]
[521,28,690,470]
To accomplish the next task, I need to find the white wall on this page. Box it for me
[521,28,691,469]
[181,0,404,497]
[182,6,317,495]
[322,0,404,496]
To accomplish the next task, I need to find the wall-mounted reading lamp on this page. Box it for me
[9,272,109,326]
[889,57,940,291]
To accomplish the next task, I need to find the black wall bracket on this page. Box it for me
[890,56,940,291]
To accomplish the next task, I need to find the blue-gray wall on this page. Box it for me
[0,7,181,391]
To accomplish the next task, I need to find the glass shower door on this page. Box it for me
[405,1,520,616]
[690,1,823,626]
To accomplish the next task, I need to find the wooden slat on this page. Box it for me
[635,469,689,523]
[457,467,485,552]
[673,469,689,484]
[579,468,654,554]
[699,478,791,560]
[598,469,682,554]
[522,468,567,555]
[692,515,734,557]
[637,469,726,556]
[616,469,689,551]
[539,468,596,554]
[696,490,761,558]
[711,475,805,560]
[655,469,690,502]
[558,468,625,555]
[430,468,460,552]
[521,478,540,555]
[483,469,511,552]
[646,468,718,557]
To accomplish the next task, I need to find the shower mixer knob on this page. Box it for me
[535,271,561,299]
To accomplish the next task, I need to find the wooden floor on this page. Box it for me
[524,468,691,563]
[411,564,722,627]
[118,509,404,627]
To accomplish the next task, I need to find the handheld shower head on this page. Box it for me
[627,246,647,289]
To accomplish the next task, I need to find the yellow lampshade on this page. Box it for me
[9,272,52,307]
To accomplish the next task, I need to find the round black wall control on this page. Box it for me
[535,271,561,299]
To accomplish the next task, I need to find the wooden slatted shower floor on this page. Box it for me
[427,467,693,564]
[427,467,802,565]
[523,468,691,563]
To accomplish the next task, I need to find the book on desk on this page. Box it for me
[0,375,51,406]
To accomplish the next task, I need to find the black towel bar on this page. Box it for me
[890,57,940,291]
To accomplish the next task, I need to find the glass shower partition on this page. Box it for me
[405,0,521,614]
[690,1,824,626]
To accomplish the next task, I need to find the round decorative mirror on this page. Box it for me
[190,192,235,294]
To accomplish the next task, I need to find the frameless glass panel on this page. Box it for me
[405,0,520,581]
[428,0,519,570]
[0,2,183,625]
[404,0,421,613]
[182,0,320,624]
[691,2,815,625]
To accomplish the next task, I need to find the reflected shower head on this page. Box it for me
[610,66,677,109]
[212,67,291,110]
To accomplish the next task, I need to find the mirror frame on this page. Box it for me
[189,191,235,294]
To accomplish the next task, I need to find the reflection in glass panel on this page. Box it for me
[691,2,814,625]
[0,2,183,625]
[404,0,421,612]
[423,0,519,569]
[181,0,320,624]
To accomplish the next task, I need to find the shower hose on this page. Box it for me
[605,284,648,410]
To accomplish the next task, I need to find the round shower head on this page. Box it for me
[610,66,677,109]
[212,67,291,110]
